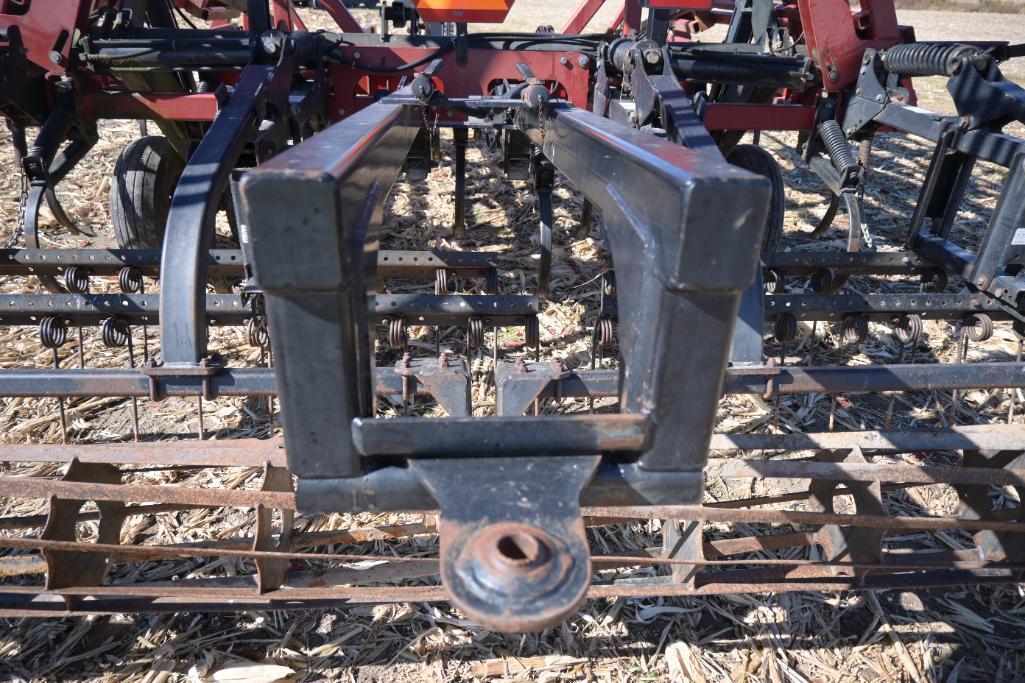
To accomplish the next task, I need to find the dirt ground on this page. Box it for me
[1,3,1025,682]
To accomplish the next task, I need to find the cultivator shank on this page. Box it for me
[0,0,1024,632]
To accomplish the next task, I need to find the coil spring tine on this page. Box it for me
[39,316,68,443]
[773,315,799,432]
[830,315,866,431]
[197,396,205,441]
[950,314,994,425]
[246,315,274,428]
[764,269,786,295]
[66,267,89,367]
[100,317,140,441]
[435,268,448,295]
[119,267,149,363]
[74,323,83,369]
[883,315,924,429]
[465,317,484,353]
[388,317,407,350]
[952,324,969,425]
[493,322,499,367]
[64,266,90,294]
[128,333,140,442]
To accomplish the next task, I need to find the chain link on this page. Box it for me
[7,173,27,248]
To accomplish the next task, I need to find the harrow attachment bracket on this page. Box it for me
[240,90,768,629]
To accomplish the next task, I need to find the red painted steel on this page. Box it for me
[412,0,515,23]
[328,46,594,116]
[80,92,221,122]
[795,0,902,90]
[0,0,89,74]
[562,0,607,35]
[703,103,816,132]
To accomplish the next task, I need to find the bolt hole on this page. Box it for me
[496,532,540,565]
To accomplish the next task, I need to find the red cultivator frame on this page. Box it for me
[1,0,1025,633]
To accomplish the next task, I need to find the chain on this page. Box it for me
[421,105,439,140]
[860,218,875,250]
[7,173,27,248]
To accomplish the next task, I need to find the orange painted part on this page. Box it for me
[412,0,515,23]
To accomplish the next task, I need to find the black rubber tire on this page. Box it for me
[110,136,184,250]
[727,144,785,253]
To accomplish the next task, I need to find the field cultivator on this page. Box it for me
[0,0,1024,633]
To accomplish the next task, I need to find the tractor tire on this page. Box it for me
[110,136,184,250]
[728,143,785,253]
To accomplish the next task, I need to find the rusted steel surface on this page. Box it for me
[5,570,1021,618]
[0,439,287,467]
[705,459,1025,487]
[0,477,296,508]
[586,505,1025,533]
[709,425,1025,452]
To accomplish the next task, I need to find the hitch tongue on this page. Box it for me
[411,456,600,633]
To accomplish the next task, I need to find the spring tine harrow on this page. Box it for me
[0,0,1023,633]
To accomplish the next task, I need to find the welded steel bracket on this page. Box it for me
[410,456,600,632]
[242,94,767,632]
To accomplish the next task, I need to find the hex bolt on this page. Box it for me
[260,34,279,56]
[560,56,570,66]
[578,55,589,68]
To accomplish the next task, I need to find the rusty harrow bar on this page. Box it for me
[0,429,1023,618]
